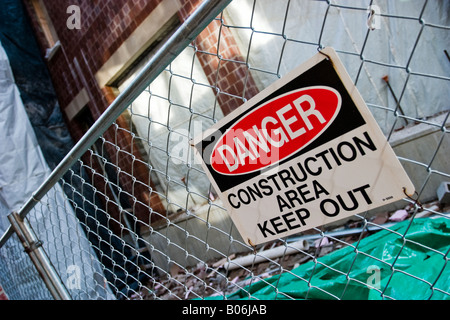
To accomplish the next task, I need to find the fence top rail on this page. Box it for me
[0,0,233,248]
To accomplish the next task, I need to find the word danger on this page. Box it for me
[211,86,341,175]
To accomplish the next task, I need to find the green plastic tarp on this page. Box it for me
[211,217,450,300]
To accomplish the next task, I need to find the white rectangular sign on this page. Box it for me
[192,47,414,246]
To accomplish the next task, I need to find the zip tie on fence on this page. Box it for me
[24,240,43,254]
[318,48,332,61]
[318,48,336,70]
[367,7,377,30]
[402,187,423,211]
[247,238,257,254]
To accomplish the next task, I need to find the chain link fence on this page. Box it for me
[1,0,449,300]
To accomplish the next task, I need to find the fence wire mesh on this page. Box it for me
[1,0,449,300]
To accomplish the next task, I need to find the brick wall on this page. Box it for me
[24,0,163,111]
[23,0,165,231]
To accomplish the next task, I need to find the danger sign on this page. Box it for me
[192,47,414,246]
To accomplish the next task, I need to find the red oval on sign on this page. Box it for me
[210,86,342,175]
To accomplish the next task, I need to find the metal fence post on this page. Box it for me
[7,212,71,300]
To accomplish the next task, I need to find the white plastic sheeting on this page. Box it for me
[0,42,114,300]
